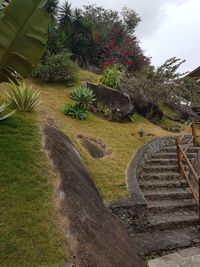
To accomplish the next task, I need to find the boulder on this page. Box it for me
[132,94,163,122]
[43,126,147,267]
[166,102,200,122]
[87,83,135,122]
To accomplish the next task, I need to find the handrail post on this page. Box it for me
[176,137,183,177]
[192,119,197,147]
[199,180,200,224]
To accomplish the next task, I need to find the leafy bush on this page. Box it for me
[70,85,95,108]
[100,64,122,89]
[96,103,112,118]
[32,52,79,83]
[63,103,88,120]
[63,86,95,120]
[196,137,200,147]
[7,81,41,112]
[0,102,16,121]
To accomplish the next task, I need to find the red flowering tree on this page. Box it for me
[95,24,147,72]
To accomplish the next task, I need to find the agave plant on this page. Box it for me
[7,81,41,112]
[63,103,88,120]
[0,0,48,83]
[0,102,16,121]
[70,85,95,108]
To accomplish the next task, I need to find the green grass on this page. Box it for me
[35,74,173,202]
[157,117,182,128]
[0,112,67,267]
[158,102,176,116]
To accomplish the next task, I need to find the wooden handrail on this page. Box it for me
[180,122,193,142]
[178,144,199,183]
[176,120,200,221]
[180,162,199,207]
[183,136,194,153]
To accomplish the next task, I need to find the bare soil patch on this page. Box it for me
[78,134,111,159]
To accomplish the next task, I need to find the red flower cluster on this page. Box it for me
[95,25,146,72]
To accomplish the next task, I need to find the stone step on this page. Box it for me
[149,211,199,231]
[139,179,188,190]
[132,226,200,257]
[161,146,199,153]
[152,152,197,159]
[148,199,196,213]
[145,158,179,165]
[141,171,181,181]
[143,188,192,201]
[142,164,178,172]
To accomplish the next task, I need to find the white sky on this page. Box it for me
[61,0,200,73]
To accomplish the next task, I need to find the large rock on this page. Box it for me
[132,94,163,122]
[166,102,200,122]
[44,126,147,267]
[87,83,135,122]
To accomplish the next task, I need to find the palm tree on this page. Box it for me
[58,1,72,31]
[44,0,59,20]
[46,22,66,55]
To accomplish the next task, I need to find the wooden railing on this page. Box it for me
[176,120,200,219]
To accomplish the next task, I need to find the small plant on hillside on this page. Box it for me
[63,103,88,120]
[32,52,79,83]
[100,64,122,89]
[63,86,95,120]
[70,85,96,108]
[7,81,41,112]
[0,102,16,121]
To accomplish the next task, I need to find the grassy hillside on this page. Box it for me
[0,112,67,267]
[0,70,194,266]
[35,70,185,202]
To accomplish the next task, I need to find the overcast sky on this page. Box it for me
[61,0,200,73]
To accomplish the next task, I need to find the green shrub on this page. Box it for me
[32,52,79,83]
[70,85,95,108]
[96,103,112,118]
[0,102,16,121]
[100,64,122,89]
[96,103,104,112]
[63,103,88,120]
[196,137,200,147]
[7,81,41,112]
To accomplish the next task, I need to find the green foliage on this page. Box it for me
[83,4,140,38]
[44,0,59,19]
[59,1,72,30]
[70,85,95,108]
[0,0,48,83]
[46,22,66,55]
[96,103,112,118]
[120,57,200,106]
[7,81,41,112]
[0,102,16,121]
[197,137,200,147]
[63,103,88,120]
[33,2,144,69]
[100,64,122,89]
[63,86,95,120]
[33,52,79,83]
[0,113,66,266]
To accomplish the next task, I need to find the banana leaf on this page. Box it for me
[0,0,48,83]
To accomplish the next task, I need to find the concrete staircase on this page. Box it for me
[132,143,200,257]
